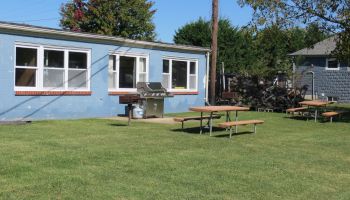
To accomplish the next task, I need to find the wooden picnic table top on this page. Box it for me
[189,106,250,113]
[299,100,332,107]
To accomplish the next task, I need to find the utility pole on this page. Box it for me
[210,0,219,105]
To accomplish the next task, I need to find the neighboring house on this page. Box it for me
[290,36,350,103]
[0,22,210,121]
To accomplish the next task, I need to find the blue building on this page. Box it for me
[290,36,350,103]
[0,22,210,121]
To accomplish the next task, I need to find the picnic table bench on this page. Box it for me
[286,107,308,114]
[218,120,264,138]
[173,114,221,130]
[322,111,347,123]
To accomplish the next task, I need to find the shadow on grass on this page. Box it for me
[213,131,254,138]
[172,126,224,135]
[108,123,128,127]
[284,111,350,123]
[172,126,255,139]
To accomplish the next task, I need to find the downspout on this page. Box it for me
[306,71,315,100]
[205,52,210,104]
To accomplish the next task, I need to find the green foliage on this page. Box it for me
[174,18,328,77]
[60,0,156,41]
[174,18,257,75]
[238,0,350,60]
[173,18,211,47]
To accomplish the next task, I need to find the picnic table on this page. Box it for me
[189,106,249,136]
[299,100,332,122]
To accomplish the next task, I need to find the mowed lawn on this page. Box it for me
[0,111,349,199]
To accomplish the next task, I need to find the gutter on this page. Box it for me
[0,22,210,53]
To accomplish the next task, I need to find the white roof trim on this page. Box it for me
[0,22,210,53]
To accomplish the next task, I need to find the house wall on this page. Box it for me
[0,33,207,121]
[295,56,350,102]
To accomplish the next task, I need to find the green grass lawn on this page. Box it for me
[0,111,349,200]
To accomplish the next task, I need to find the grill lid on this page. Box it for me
[137,82,173,98]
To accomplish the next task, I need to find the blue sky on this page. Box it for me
[0,0,252,43]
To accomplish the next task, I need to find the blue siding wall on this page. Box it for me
[0,33,207,121]
[296,57,350,102]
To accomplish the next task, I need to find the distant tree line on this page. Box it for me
[174,18,329,77]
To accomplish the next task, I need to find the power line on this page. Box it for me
[13,17,60,23]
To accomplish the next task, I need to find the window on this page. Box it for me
[162,58,198,91]
[326,58,340,70]
[15,47,38,87]
[162,60,170,89]
[43,50,64,88]
[327,96,339,102]
[108,53,148,91]
[68,52,88,88]
[15,44,90,91]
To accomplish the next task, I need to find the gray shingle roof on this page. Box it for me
[289,36,337,56]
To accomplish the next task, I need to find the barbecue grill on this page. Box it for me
[119,82,173,120]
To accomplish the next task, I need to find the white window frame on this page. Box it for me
[108,52,149,92]
[14,43,91,91]
[14,44,40,90]
[162,57,198,92]
[327,96,339,102]
[326,58,340,70]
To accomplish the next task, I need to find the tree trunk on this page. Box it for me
[210,0,219,105]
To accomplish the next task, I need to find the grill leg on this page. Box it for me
[235,125,238,134]
[229,127,233,138]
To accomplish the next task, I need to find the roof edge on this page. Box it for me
[0,21,210,53]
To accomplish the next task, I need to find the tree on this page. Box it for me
[174,19,328,77]
[60,0,156,41]
[238,0,350,60]
[173,18,211,47]
[174,18,256,74]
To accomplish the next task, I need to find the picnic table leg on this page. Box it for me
[225,111,231,131]
[209,112,213,137]
[200,112,203,135]
[127,104,132,126]
[253,124,257,134]
[314,109,318,122]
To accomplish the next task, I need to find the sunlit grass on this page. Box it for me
[0,111,349,199]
